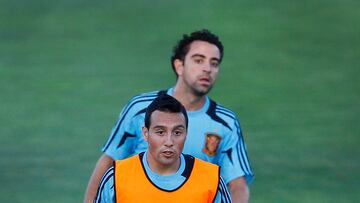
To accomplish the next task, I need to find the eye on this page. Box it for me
[173,130,184,136]
[210,60,219,68]
[194,58,204,64]
[155,130,165,136]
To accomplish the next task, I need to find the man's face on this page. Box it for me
[143,110,187,170]
[176,40,221,96]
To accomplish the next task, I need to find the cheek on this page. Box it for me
[175,137,186,149]
[211,69,219,77]
[148,137,162,149]
[186,63,200,72]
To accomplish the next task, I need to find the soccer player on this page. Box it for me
[94,94,232,203]
[85,29,253,203]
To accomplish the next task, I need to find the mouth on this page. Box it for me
[198,77,212,86]
[162,150,175,158]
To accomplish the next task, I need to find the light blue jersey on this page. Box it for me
[95,153,232,203]
[102,88,253,184]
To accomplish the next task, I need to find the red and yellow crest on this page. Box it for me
[202,133,222,156]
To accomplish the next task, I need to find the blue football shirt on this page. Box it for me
[102,88,253,184]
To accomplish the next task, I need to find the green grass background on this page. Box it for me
[1,0,359,202]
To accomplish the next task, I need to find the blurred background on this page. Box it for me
[1,0,359,202]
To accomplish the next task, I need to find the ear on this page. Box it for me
[142,126,149,142]
[173,59,184,76]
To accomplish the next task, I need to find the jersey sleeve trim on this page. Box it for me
[219,176,232,203]
[234,120,253,178]
[215,102,254,184]
[95,166,115,203]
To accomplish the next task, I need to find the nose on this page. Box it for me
[164,135,174,147]
[202,63,211,73]
[202,63,211,72]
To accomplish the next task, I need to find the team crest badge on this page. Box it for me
[202,133,222,156]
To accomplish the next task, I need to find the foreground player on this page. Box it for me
[95,94,232,202]
[85,29,253,203]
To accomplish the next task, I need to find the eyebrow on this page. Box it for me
[152,124,186,129]
[191,54,220,62]
[173,125,186,129]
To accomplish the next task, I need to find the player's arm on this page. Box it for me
[84,154,113,203]
[228,177,249,203]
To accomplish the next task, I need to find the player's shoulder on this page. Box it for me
[116,153,140,165]
[128,90,163,104]
[124,89,166,111]
[208,98,239,123]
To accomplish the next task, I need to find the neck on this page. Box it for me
[146,153,180,176]
[172,84,207,112]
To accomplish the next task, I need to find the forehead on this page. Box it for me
[186,40,220,59]
[150,110,186,127]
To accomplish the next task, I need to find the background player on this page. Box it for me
[85,29,254,203]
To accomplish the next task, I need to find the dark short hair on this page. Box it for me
[170,29,224,76]
[144,94,188,129]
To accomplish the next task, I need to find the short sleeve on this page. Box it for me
[219,117,254,184]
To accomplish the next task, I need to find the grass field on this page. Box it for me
[1,0,359,202]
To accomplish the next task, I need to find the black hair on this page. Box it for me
[170,29,224,76]
[144,94,188,129]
